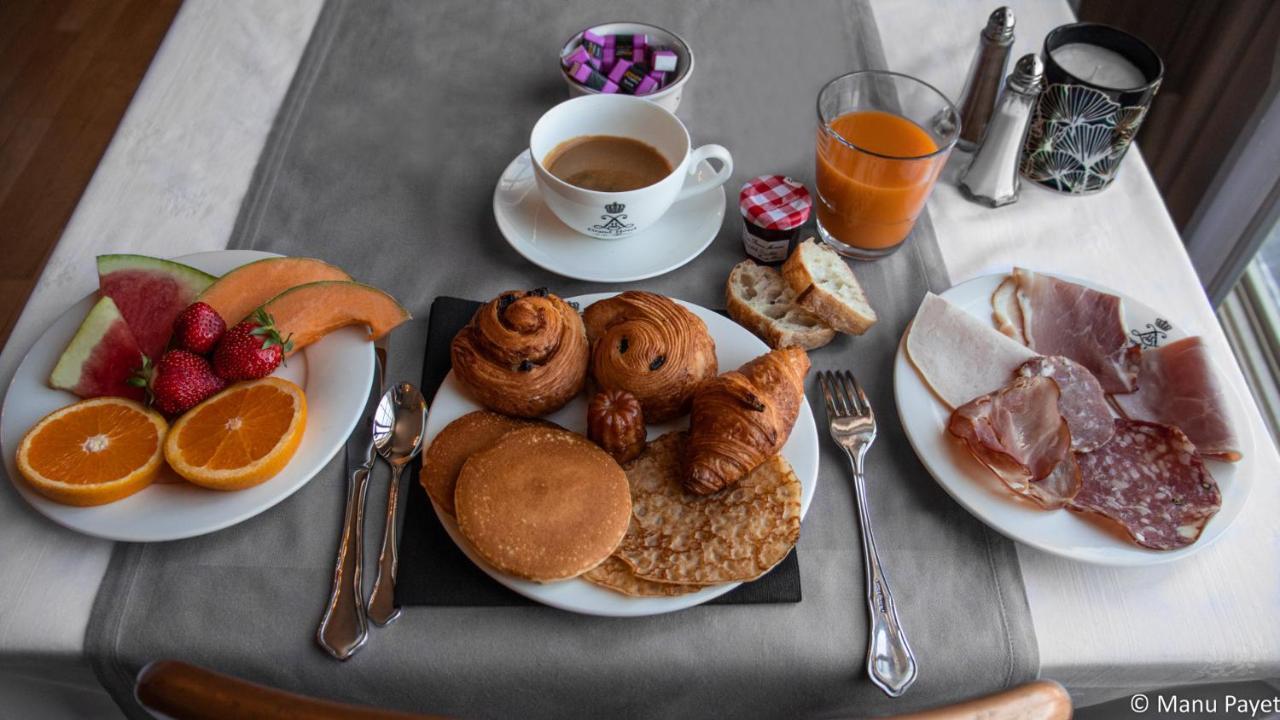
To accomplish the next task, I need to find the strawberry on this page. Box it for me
[144,350,227,416]
[212,309,293,381]
[172,302,226,355]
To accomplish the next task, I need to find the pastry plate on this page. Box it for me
[425,292,819,616]
[0,250,374,542]
[893,272,1255,566]
[493,150,726,283]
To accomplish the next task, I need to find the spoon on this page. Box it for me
[367,382,427,625]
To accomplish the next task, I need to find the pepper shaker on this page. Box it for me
[959,54,1045,208]
[956,7,1016,151]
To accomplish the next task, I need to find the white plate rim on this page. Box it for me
[893,270,1255,566]
[492,149,725,284]
[0,250,375,542]
[423,291,819,616]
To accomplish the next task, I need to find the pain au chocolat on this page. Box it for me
[450,289,588,418]
[582,291,717,423]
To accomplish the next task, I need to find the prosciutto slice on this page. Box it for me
[1005,268,1141,393]
[1017,356,1115,452]
[1070,419,1222,550]
[948,376,1081,508]
[1112,336,1241,461]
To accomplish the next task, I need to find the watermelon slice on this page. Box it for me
[97,254,217,360]
[49,297,146,401]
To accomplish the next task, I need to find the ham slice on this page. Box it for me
[991,276,1026,343]
[1070,419,1222,550]
[1112,336,1241,461]
[907,292,1036,408]
[1003,268,1140,394]
[948,376,1081,509]
[1017,356,1115,452]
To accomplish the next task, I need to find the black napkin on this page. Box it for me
[395,296,801,606]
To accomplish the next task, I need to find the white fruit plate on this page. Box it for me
[0,250,374,542]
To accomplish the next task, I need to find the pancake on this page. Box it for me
[455,427,631,583]
[582,556,706,597]
[419,411,540,516]
[615,432,801,585]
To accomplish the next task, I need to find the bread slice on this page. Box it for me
[781,238,877,334]
[726,260,836,350]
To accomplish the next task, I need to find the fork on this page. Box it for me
[817,370,918,698]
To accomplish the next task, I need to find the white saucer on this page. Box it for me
[493,150,725,283]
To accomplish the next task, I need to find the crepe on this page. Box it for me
[582,556,705,597]
[614,432,801,585]
[454,427,631,583]
[906,292,1036,408]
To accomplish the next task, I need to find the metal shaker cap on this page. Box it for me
[982,7,1016,43]
[1007,53,1044,94]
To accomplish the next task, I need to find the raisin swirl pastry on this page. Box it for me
[450,289,588,417]
[583,291,717,423]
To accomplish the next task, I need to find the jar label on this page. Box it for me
[742,227,789,263]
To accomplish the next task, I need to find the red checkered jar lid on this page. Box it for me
[739,175,812,231]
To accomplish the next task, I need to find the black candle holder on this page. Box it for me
[1020,22,1164,194]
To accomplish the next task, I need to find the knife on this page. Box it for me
[316,336,388,660]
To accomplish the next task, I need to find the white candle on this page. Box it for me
[1051,42,1146,90]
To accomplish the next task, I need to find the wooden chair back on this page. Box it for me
[135,660,1071,720]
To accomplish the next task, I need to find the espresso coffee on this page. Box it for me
[544,135,673,192]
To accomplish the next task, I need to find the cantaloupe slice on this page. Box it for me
[259,281,411,354]
[197,257,352,325]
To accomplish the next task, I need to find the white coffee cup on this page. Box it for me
[530,94,733,239]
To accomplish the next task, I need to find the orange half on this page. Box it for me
[17,397,168,506]
[164,377,307,490]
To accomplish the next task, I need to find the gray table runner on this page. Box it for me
[88,1,1037,717]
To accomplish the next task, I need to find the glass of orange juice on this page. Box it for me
[815,71,959,259]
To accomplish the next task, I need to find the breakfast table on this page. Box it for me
[2,0,1278,718]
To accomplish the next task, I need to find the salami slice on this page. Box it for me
[1070,419,1221,550]
[1017,356,1115,452]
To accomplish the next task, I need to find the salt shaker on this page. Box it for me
[956,7,1016,151]
[959,54,1045,208]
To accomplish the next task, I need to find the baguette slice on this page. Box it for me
[726,260,836,350]
[781,238,877,335]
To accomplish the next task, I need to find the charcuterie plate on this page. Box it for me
[893,272,1255,566]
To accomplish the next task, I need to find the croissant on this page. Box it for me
[684,347,810,495]
[583,291,717,423]
[450,288,588,417]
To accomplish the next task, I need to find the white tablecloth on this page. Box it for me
[1,0,1276,716]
